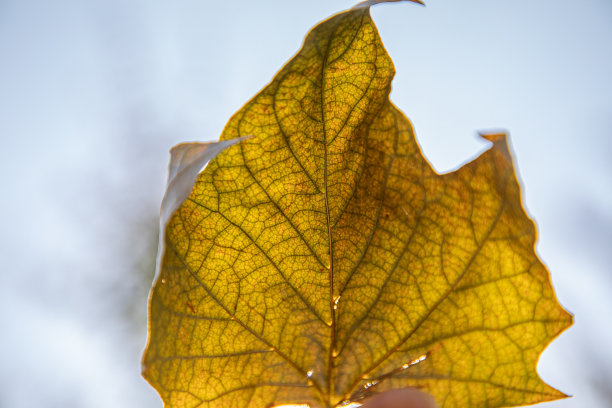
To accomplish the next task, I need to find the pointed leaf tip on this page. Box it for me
[478,131,508,144]
[353,0,425,10]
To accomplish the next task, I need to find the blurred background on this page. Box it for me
[1,0,610,407]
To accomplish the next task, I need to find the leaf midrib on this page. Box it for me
[320,12,339,405]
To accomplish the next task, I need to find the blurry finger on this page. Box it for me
[360,388,437,408]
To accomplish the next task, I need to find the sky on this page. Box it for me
[1,0,611,407]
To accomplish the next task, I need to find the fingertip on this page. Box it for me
[360,388,437,408]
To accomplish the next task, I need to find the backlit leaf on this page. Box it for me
[142,2,572,407]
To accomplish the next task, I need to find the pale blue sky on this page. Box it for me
[1,0,610,407]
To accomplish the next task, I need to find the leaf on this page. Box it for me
[142,2,572,407]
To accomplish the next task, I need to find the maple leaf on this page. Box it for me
[142,1,572,407]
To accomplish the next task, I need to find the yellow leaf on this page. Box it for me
[142,2,572,407]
